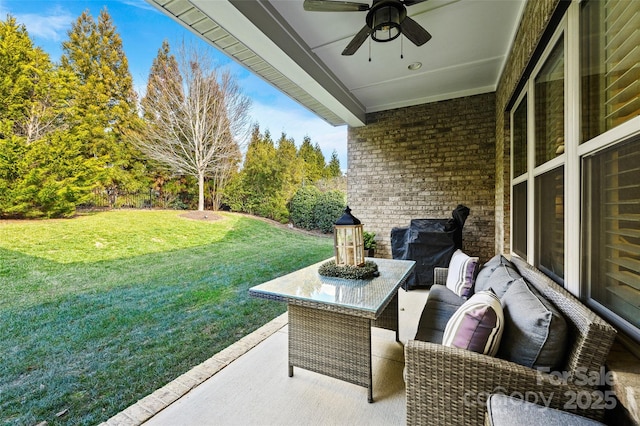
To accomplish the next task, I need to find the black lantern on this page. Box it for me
[334,206,365,267]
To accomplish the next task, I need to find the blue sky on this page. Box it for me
[0,0,348,168]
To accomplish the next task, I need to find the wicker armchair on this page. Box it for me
[405,257,617,426]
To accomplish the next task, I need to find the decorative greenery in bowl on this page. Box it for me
[318,260,379,280]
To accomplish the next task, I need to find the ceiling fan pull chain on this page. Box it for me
[369,37,372,62]
[401,35,404,59]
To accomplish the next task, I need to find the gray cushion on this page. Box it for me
[474,255,513,293]
[478,258,521,298]
[414,285,464,344]
[498,278,568,370]
[486,394,605,426]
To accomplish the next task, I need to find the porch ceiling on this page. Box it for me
[146,0,526,127]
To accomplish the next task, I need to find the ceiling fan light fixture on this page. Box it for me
[306,0,431,56]
[371,5,402,42]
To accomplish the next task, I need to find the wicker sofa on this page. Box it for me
[405,255,617,425]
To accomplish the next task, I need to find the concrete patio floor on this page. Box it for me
[102,288,429,426]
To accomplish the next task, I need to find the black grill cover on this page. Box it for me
[392,205,470,290]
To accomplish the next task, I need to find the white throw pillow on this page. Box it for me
[446,249,478,299]
[442,290,504,356]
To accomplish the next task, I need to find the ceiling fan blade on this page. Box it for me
[303,0,370,12]
[400,16,432,46]
[402,0,429,6]
[342,25,371,55]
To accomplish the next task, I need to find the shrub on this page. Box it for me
[314,190,346,233]
[289,185,321,230]
[364,231,377,250]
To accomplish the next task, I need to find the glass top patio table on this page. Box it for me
[249,257,415,319]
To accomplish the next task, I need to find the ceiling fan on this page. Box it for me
[303,0,433,56]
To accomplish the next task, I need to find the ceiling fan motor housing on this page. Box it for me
[366,0,407,42]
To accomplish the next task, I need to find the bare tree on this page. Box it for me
[135,42,251,211]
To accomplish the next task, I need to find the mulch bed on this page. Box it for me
[179,211,222,221]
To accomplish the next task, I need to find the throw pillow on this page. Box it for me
[446,249,478,299]
[479,258,522,298]
[474,254,508,292]
[414,285,465,344]
[498,279,568,370]
[442,290,504,356]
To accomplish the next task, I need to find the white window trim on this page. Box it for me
[565,1,581,295]
[511,0,640,341]
[510,18,569,275]
[578,115,640,157]
[510,88,528,259]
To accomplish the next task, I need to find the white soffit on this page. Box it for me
[146,0,366,127]
[147,0,527,127]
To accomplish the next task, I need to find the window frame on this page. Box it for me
[579,118,640,344]
[510,21,568,279]
[510,0,640,345]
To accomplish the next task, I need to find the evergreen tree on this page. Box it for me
[1,17,42,213]
[298,135,324,183]
[276,132,303,203]
[8,132,96,218]
[0,16,34,134]
[0,17,72,142]
[141,40,182,119]
[242,129,281,218]
[61,8,144,204]
[326,150,342,178]
[0,16,96,218]
[0,135,26,214]
[224,127,295,221]
[313,142,327,178]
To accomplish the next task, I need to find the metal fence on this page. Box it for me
[79,189,215,210]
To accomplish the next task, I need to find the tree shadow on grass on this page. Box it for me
[0,217,333,425]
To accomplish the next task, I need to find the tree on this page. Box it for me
[326,150,342,178]
[7,132,97,218]
[298,136,324,183]
[0,16,73,143]
[0,135,26,214]
[276,132,304,203]
[61,8,144,204]
[313,142,327,178]
[135,41,251,211]
[0,16,34,135]
[240,129,282,219]
[0,16,96,218]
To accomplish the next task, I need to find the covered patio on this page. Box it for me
[103,289,430,425]
[107,0,640,424]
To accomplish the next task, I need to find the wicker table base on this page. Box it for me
[249,258,414,403]
[288,294,399,403]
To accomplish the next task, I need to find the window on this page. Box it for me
[579,0,640,341]
[536,167,564,281]
[580,0,640,142]
[513,97,528,178]
[509,0,640,342]
[582,137,640,332]
[511,31,565,282]
[512,181,527,258]
[535,38,565,166]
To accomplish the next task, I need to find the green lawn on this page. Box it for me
[0,210,334,425]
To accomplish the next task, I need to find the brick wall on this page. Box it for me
[347,93,496,263]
